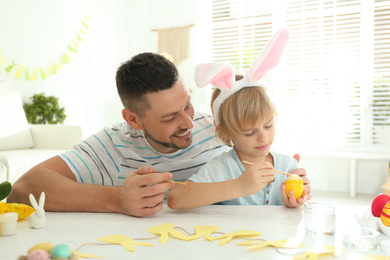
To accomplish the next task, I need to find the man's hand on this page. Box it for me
[281,154,312,207]
[118,165,174,217]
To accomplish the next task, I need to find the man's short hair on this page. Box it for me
[116,52,179,117]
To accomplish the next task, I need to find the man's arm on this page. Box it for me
[7,156,174,217]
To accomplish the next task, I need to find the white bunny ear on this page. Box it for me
[195,63,235,90]
[38,192,45,208]
[29,193,38,209]
[244,29,290,82]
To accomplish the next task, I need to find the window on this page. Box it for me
[211,0,390,153]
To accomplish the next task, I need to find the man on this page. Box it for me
[8,53,311,217]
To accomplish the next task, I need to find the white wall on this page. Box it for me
[0,0,387,195]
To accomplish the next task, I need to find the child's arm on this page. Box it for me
[167,162,274,209]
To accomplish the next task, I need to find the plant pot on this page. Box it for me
[383,176,390,196]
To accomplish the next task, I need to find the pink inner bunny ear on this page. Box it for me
[195,63,235,89]
[245,29,290,82]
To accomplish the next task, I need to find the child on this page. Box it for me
[167,29,309,209]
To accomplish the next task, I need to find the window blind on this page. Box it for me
[211,0,390,153]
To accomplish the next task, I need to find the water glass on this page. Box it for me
[304,202,336,236]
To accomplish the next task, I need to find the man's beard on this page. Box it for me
[143,127,192,150]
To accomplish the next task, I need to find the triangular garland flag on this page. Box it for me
[212,230,261,246]
[31,68,37,81]
[71,250,102,258]
[0,51,5,66]
[67,44,77,54]
[185,225,220,241]
[147,223,187,244]
[292,246,343,260]
[14,65,24,78]
[5,61,18,72]
[97,234,154,252]
[40,68,46,80]
[56,60,62,70]
[72,39,79,48]
[237,239,306,249]
[1,15,89,81]
[44,67,51,77]
[82,20,88,29]
[25,68,30,80]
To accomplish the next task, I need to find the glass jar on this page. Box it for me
[304,201,336,236]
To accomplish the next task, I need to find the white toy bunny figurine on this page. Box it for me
[29,192,46,229]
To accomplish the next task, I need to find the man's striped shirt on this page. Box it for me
[59,112,230,186]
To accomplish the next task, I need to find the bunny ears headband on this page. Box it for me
[195,28,290,125]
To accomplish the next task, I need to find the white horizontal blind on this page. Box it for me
[211,0,390,152]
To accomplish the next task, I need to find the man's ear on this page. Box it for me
[122,109,142,130]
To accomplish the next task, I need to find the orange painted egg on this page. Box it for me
[284,174,304,199]
[381,201,390,227]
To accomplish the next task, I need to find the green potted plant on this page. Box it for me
[23,93,66,124]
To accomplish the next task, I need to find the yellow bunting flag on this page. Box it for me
[0,51,5,66]
[212,230,261,246]
[72,39,79,48]
[56,60,62,70]
[97,235,154,252]
[14,65,24,78]
[44,67,51,77]
[238,239,306,250]
[185,226,220,241]
[293,246,343,260]
[147,223,187,244]
[78,28,85,35]
[31,68,37,81]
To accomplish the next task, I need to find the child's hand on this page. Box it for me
[281,183,309,208]
[238,162,274,196]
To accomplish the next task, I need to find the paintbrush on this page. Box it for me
[242,160,292,176]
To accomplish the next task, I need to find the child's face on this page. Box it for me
[229,117,275,162]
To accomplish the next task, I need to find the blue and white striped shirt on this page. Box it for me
[59,112,230,186]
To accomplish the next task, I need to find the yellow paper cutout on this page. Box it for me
[72,250,102,258]
[56,60,62,70]
[0,53,5,66]
[45,67,51,77]
[73,39,79,48]
[362,255,390,260]
[238,239,306,250]
[293,245,343,260]
[212,230,261,246]
[185,225,220,241]
[31,68,37,81]
[78,28,85,35]
[97,234,154,252]
[14,65,24,78]
[147,223,187,244]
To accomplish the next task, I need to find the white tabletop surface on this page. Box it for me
[1,204,389,259]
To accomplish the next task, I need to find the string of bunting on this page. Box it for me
[0,15,90,81]
[21,223,382,259]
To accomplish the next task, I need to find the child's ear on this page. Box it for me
[122,109,142,130]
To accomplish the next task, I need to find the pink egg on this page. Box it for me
[26,250,51,260]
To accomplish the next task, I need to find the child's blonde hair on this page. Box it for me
[211,76,277,147]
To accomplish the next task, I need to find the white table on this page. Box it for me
[1,205,389,259]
